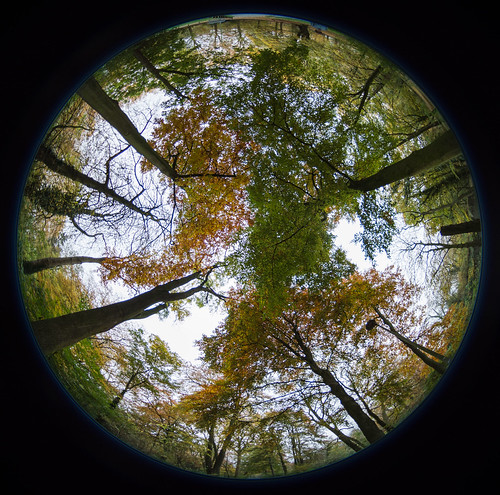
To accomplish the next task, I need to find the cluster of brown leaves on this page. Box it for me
[103,89,253,286]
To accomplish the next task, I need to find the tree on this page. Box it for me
[31,269,220,354]
[367,307,448,374]
[95,26,219,102]
[178,371,251,475]
[81,88,253,289]
[394,158,476,232]
[24,167,102,222]
[132,47,188,100]
[36,144,158,221]
[347,129,462,192]
[240,427,286,477]
[235,409,324,477]
[220,40,455,290]
[132,397,203,471]
[24,154,154,245]
[106,328,180,409]
[132,88,252,282]
[23,255,107,275]
[77,76,178,179]
[303,393,367,452]
[271,317,386,444]
[226,40,446,195]
[200,267,433,447]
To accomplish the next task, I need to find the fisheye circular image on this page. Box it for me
[18,14,481,478]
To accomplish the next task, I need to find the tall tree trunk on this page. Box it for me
[440,219,481,236]
[203,424,231,476]
[306,406,366,452]
[36,145,156,219]
[212,420,238,475]
[212,446,227,476]
[373,307,448,374]
[23,255,107,275]
[234,441,243,477]
[291,329,385,444]
[31,271,203,354]
[330,426,365,452]
[348,130,462,191]
[267,458,275,476]
[311,364,385,444]
[350,384,393,432]
[133,48,187,100]
[411,240,482,251]
[77,76,178,180]
[351,65,383,125]
[204,426,217,474]
[277,446,288,474]
[110,372,139,408]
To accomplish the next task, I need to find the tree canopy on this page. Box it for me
[18,15,480,478]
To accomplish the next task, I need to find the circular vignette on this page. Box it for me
[4,4,496,492]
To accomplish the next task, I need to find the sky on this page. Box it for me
[142,217,393,363]
[65,88,424,366]
[71,207,426,366]
[62,89,395,365]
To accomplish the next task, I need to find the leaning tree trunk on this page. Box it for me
[133,48,187,100]
[204,433,216,475]
[440,219,481,236]
[330,425,365,452]
[23,256,107,275]
[348,130,462,192]
[292,329,385,444]
[312,364,386,444]
[110,372,139,409]
[31,271,203,354]
[306,405,366,452]
[373,307,448,374]
[204,425,228,476]
[77,76,178,180]
[36,145,156,219]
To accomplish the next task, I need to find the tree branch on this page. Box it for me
[373,307,447,374]
[350,65,383,125]
[133,48,188,100]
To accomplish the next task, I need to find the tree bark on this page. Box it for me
[291,329,385,444]
[212,446,227,476]
[31,271,204,354]
[348,381,393,432]
[306,405,365,452]
[204,425,232,476]
[267,458,275,476]
[440,219,481,236]
[348,130,462,191]
[77,76,178,179]
[374,307,447,374]
[133,48,187,100]
[277,446,288,474]
[330,426,365,452]
[23,256,107,275]
[204,426,217,474]
[36,145,156,219]
[309,364,386,444]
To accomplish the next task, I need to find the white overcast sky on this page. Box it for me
[66,91,425,365]
[142,217,394,363]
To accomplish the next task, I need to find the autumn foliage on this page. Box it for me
[19,17,480,477]
[102,89,253,286]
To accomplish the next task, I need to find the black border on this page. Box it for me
[4,2,498,491]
